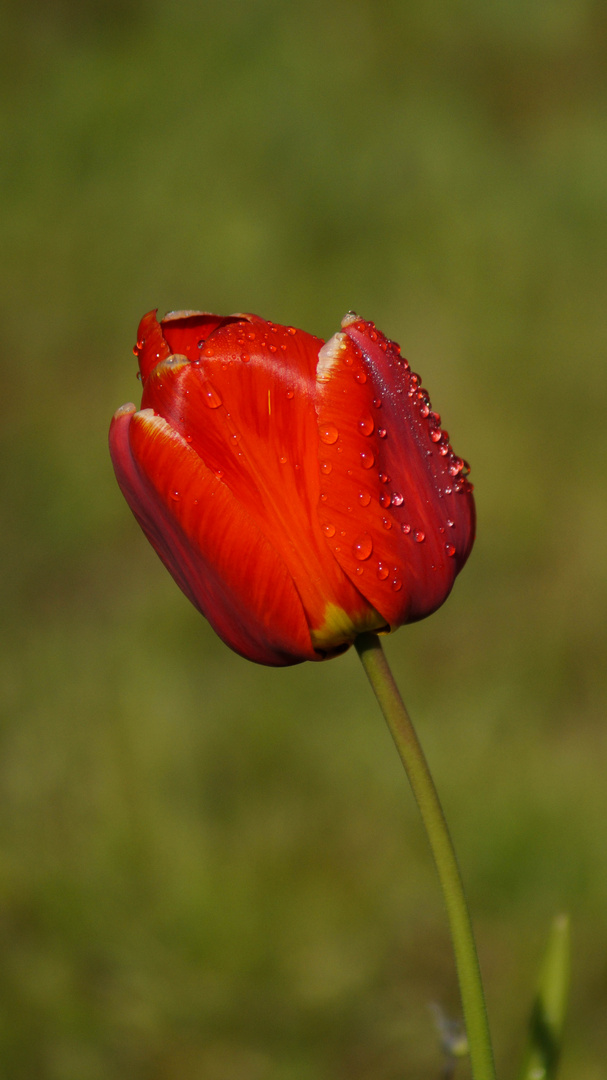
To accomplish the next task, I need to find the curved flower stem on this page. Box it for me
[355,632,496,1080]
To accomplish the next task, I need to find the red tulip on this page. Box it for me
[109,309,475,666]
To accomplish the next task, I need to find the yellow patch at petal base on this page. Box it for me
[310,601,386,650]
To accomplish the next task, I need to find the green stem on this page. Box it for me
[355,632,496,1080]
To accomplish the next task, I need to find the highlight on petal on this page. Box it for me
[109,405,320,665]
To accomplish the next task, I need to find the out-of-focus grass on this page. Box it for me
[1,0,606,1076]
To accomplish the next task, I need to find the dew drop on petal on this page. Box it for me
[319,423,339,445]
[415,530,425,543]
[379,472,390,484]
[202,381,223,408]
[358,415,374,436]
[430,429,442,442]
[241,352,250,363]
[446,518,455,528]
[170,490,180,500]
[353,533,373,561]
[391,578,403,592]
[391,492,404,507]
[286,388,294,399]
[287,326,297,335]
[373,397,382,408]
[320,460,333,475]
[377,562,390,580]
[445,543,456,557]
[354,370,367,384]
[378,428,387,439]
[358,491,371,506]
[360,449,375,470]
[355,566,364,575]
[279,454,287,464]
[401,523,411,534]
[382,517,392,530]
[322,523,336,538]
[380,491,391,508]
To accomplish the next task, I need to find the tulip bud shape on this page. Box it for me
[110,310,475,665]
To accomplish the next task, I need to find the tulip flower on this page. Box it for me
[109,309,475,666]
[110,309,501,1080]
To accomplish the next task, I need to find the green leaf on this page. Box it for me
[518,914,570,1080]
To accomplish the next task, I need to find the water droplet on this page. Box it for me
[214,469,224,480]
[379,472,390,484]
[320,460,333,475]
[358,491,371,506]
[391,578,403,592]
[355,566,364,575]
[445,543,456,557]
[241,352,251,363]
[185,434,193,443]
[391,492,404,507]
[430,429,442,443]
[320,492,328,502]
[415,530,425,543]
[446,518,455,528]
[319,423,339,445]
[202,381,222,408]
[380,491,391,508]
[269,344,277,353]
[354,370,367,384]
[247,331,256,340]
[279,454,287,464]
[286,388,294,399]
[322,523,336,538]
[377,562,390,581]
[203,346,215,358]
[378,428,387,439]
[170,490,180,500]
[382,517,392,530]
[401,523,411,534]
[373,397,382,408]
[420,404,430,418]
[360,449,375,470]
[439,444,449,456]
[287,326,297,335]
[353,533,373,561]
[136,371,143,381]
[358,415,374,436]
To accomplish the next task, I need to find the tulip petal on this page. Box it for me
[140,319,383,644]
[315,317,475,627]
[109,405,322,665]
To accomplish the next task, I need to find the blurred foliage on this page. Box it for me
[1,0,607,1076]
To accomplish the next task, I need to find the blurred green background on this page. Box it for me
[1,0,606,1076]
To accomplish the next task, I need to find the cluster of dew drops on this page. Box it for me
[317,315,472,582]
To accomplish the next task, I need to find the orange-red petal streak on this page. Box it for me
[109,405,319,665]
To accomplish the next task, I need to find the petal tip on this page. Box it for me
[317,332,349,383]
[112,402,137,420]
